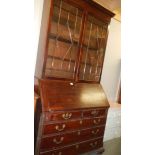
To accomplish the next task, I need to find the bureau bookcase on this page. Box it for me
[35,0,114,154]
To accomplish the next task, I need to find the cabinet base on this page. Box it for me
[97,147,105,154]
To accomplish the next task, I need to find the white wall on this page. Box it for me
[34,0,44,74]
[34,0,51,84]
[101,18,121,102]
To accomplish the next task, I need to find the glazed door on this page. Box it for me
[78,14,109,82]
[44,0,84,80]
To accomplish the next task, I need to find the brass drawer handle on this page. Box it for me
[52,152,62,155]
[55,124,66,131]
[90,141,97,148]
[77,131,81,135]
[76,144,79,149]
[53,137,64,144]
[91,129,99,135]
[93,119,101,125]
[91,110,99,116]
[62,113,72,120]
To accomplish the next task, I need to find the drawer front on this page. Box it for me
[40,126,105,151]
[82,117,106,127]
[43,120,83,135]
[40,131,79,151]
[40,138,103,155]
[39,145,77,155]
[44,111,81,122]
[77,137,103,154]
[43,117,106,135]
[83,109,107,118]
[80,126,105,140]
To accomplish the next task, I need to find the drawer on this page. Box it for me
[83,109,107,118]
[39,145,77,155]
[43,119,83,135]
[44,111,81,122]
[77,137,103,154]
[82,117,106,127]
[40,138,103,155]
[43,117,106,135]
[40,126,105,151]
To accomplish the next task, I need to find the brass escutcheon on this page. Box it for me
[55,124,66,131]
[53,137,64,144]
[62,113,72,120]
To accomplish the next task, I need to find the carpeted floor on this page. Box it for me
[102,138,121,155]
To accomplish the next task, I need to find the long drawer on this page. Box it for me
[40,126,105,151]
[39,137,103,155]
[43,117,106,135]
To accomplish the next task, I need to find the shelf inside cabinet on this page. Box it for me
[48,33,99,51]
[47,55,76,64]
[47,55,102,68]
[45,68,74,79]
[48,33,79,45]
[46,67,74,73]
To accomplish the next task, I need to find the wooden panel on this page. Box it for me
[40,126,105,151]
[39,79,109,112]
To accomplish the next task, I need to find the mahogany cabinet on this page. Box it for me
[35,0,114,154]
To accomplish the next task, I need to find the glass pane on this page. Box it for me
[79,15,108,82]
[45,0,83,79]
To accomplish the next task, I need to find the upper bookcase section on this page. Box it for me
[42,0,114,83]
